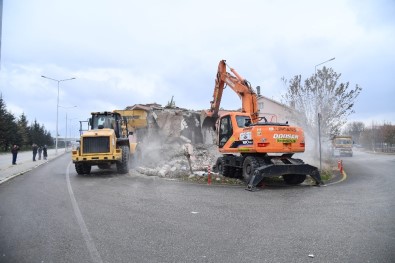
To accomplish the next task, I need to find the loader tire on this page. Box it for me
[116,146,130,174]
[242,156,260,183]
[283,174,306,185]
[75,163,91,175]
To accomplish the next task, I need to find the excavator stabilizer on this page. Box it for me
[246,162,324,191]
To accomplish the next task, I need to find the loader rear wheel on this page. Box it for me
[283,174,306,185]
[75,163,91,175]
[116,146,130,174]
[242,156,260,183]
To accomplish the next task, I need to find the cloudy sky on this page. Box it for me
[1,0,394,138]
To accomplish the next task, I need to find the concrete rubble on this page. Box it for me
[127,104,220,178]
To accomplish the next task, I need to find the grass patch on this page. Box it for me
[180,174,245,185]
[179,168,335,186]
[320,169,333,181]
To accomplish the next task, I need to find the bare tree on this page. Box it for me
[282,67,362,139]
[343,121,365,144]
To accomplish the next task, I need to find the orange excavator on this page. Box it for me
[202,60,323,190]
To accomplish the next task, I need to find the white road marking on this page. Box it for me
[66,162,103,263]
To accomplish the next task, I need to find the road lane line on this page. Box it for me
[66,162,103,263]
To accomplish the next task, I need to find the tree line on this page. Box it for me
[344,121,395,152]
[0,94,54,152]
[282,67,394,154]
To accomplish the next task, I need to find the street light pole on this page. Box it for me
[66,112,67,152]
[58,105,77,153]
[318,113,322,171]
[67,117,78,150]
[41,76,76,155]
[314,57,335,171]
[315,57,335,75]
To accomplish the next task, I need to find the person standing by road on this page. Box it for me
[43,145,48,160]
[38,145,43,160]
[11,144,19,165]
[32,143,38,161]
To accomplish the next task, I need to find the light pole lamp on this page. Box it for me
[41,75,76,155]
[315,57,335,75]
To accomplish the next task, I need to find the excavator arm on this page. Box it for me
[209,60,259,123]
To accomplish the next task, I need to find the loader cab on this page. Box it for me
[90,112,122,138]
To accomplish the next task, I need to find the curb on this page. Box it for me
[0,152,67,185]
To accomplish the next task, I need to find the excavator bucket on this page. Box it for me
[200,111,218,145]
[200,110,217,131]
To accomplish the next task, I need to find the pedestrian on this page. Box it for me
[11,144,19,165]
[38,145,43,160]
[32,143,38,161]
[43,145,48,160]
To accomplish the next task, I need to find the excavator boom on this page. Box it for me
[209,60,259,123]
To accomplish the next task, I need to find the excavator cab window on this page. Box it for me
[219,115,233,148]
[236,115,251,128]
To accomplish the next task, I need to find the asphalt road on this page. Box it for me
[0,150,394,263]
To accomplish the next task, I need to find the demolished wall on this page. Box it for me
[126,104,220,178]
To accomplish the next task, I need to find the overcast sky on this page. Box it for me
[1,0,394,138]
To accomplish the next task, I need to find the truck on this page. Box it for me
[332,135,353,157]
[71,110,147,175]
[202,60,323,190]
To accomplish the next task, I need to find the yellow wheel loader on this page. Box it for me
[72,110,147,175]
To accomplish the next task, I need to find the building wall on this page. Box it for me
[257,96,296,124]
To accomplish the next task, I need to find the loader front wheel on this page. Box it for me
[242,156,260,183]
[116,146,130,174]
[283,174,306,185]
[75,163,91,175]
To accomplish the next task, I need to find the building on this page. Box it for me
[257,95,295,124]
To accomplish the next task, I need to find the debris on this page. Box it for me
[308,254,315,258]
[127,104,222,181]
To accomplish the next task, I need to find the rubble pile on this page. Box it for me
[135,141,220,178]
[127,104,220,178]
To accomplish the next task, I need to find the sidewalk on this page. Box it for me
[0,148,68,185]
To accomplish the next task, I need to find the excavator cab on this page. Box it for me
[218,115,233,148]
